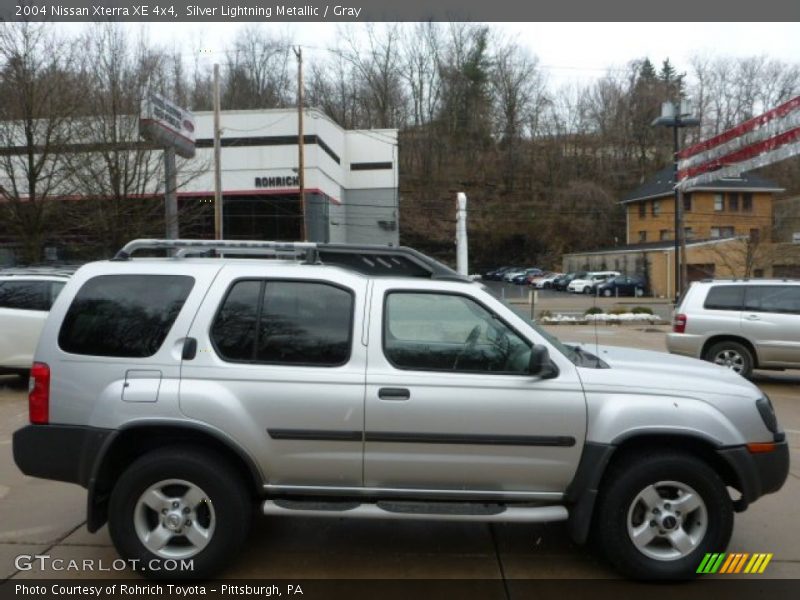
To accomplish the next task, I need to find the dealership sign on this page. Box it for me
[255,175,300,189]
[140,93,196,158]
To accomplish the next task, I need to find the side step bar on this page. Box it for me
[262,499,568,523]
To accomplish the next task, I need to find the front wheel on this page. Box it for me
[594,451,733,580]
[108,446,252,579]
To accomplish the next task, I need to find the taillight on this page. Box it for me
[28,362,50,424]
[673,313,687,333]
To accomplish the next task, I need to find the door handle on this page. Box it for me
[744,314,761,321]
[378,387,410,400]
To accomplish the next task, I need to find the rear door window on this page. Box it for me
[744,286,800,315]
[211,280,354,366]
[703,286,745,311]
[58,275,194,357]
[0,280,51,311]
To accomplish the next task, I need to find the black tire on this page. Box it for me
[602,289,612,297]
[108,446,252,580]
[594,451,733,581]
[704,340,754,379]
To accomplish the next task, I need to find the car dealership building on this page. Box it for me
[185,108,399,245]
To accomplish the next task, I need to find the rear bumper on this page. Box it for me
[13,424,114,488]
[717,440,790,508]
[665,332,704,358]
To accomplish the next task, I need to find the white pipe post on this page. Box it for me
[456,192,468,276]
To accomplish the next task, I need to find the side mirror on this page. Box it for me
[529,345,559,379]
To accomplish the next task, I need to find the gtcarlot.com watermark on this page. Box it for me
[14,553,193,574]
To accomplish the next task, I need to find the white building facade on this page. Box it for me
[185,108,399,245]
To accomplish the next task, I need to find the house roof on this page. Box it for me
[620,167,783,204]
[563,236,746,257]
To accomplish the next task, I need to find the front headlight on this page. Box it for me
[755,395,778,434]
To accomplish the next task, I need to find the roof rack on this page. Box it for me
[113,239,468,282]
[0,265,78,278]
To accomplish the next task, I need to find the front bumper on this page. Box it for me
[717,440,790,508]
[13,424,115,488]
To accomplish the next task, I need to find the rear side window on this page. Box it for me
[59,275,194,357]
[211,280,353,366]
[703,286,744,311]
[0,280,51,311]
[744,286,800,314]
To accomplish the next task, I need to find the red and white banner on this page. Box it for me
[677,95,800,189]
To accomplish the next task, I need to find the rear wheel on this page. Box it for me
[594,451,733,580]
[109,446,252,579]
[704,340,754,379]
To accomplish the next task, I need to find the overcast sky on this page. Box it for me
[63,21,800,88]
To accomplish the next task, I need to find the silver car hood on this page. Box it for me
[575,344,760,400]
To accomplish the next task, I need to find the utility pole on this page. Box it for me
[294,46,308,241]
[213,63,223,240]
[164,147,178,239]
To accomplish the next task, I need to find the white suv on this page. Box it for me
[0,268,72,374]
[667,279,800,379]
[567,271,620,294]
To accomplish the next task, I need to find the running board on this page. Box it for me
[262,499,568,523]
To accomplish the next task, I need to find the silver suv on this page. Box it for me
[13,240,789,581]
[667,279,800,379]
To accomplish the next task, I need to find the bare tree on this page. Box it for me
[222,25,292,110]
[0,23,85,263]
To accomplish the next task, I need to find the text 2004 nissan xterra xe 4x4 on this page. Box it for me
[13,239,789,580]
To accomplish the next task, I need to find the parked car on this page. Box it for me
[13,239,788,581]
[503,268,530,282]
[534,273,563,289]
[483,266,514,281]
[0,268,73,375]
[595,275,647,298]
[512,268,543,284]
[667,279,800,379]
[553,271,586,291]
[567,271,620,294]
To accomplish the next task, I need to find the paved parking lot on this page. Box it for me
[0,325,798,582]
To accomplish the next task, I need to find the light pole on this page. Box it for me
[652,100,700,303]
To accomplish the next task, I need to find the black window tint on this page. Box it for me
[59,275,194,357]
[745,286,800,314]
[703,286,744,311]
[211,280,353,366]
[257,282,352,365]
[0,280,50,311]
[211,280,262,361]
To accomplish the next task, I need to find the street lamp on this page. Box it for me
[652,100,700,303]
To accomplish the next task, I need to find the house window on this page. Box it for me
[683,194,692,212]
[711,226,735,238]
[753,269,764,278]
[660,229,670,241]
[743,193,753,212]
[652,200,661,217]
[638,231,647,242]
[750,228,760,243]
[638,203,646,218]
[684,227,694,239]
[714,194,724,211]
[729,193,739,211]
